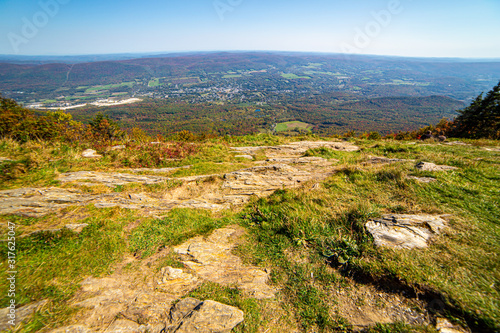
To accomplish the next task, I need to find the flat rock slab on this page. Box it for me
[174,227,276,299]
[58,171,171,186]
[365,214,448,249]
[0,187,94,217]
[222,164,325,193]
[166,298,244,333]
[415,162,458,171]
[230,140,359,156]
[71,276,176,330]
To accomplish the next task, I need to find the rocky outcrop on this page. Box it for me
[49,228,257,332]
[1,142,351,217]
[222,164,330,194]
[71,276,176,331]
[174,227,276,299]
[365,214,448,249]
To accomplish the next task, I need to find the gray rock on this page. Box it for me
[366,214,448,249]
[110,145,126,150]
[407,176,437,183]
[437,135,447,142]
[167,298,244,333]
[81,149,102,159]
[415,162,458,171]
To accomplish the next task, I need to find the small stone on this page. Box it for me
[415,162,457,171]
[81,149,102,159]
[235,155,254,160]
[110,145,126,150]
[65,223,89,233]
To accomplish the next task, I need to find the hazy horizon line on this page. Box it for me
[1,50,500,62]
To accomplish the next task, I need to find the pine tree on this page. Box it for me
[453,81,500,139]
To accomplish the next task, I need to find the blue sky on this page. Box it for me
[0,0,499,57]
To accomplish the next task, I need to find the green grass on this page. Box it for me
[148,78,162,87]
[0,135,499,331]
[129,209,231,257]
[280,73,311,79]
[275,121,313,133]
[237,140,500,330]
[0,207,133,331]
[84,82,134,94]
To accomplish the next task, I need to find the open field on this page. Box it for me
[84,82,135,94]
[275,121,313,132]
[280,73,311,79]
